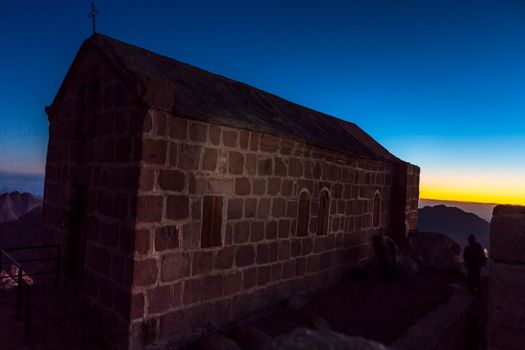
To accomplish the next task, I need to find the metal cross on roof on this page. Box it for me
[88,3,98,34]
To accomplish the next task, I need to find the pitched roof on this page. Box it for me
[61,34,402,162]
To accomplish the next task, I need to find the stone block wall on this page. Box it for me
[128,110,396,347]
[405,163,420,233]
[43,49,147,348]
[389,162,420,245]
[488,205,525,350]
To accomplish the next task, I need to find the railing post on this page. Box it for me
[24,283,31,345]
[55,245,61,286]
[16,267,23,321]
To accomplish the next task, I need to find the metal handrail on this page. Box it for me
[0,244,61,326]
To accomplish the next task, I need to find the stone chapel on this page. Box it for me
[42,34,419,348]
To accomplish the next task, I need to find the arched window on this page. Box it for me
[373,192,381,227]
[317,189,330,235]
[297,191,310,237]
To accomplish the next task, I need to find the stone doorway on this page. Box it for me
[67,185,88,287]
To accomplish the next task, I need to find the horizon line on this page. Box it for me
[419,197,516,206]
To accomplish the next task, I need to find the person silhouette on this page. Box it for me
[463,234,486,296]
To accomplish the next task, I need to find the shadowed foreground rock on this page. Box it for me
[190,327,390,350]
[488,205,525,350]
[274,328,390,350]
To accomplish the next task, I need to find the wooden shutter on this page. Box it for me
[201,196,223,248]
[297,192,310,237]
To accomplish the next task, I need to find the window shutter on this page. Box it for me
[201,196,223,248]
[211,196,223,246]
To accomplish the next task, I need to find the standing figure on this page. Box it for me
[463,234,486,296]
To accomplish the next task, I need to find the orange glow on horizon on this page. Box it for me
[419,173,525,206]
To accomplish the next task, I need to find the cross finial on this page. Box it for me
[88,3,98,34]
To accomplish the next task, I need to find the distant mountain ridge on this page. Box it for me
[417,205,490,249]
[419,198,496,222]
[0,191,42,223]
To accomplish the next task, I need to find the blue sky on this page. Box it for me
[0,1,524,203]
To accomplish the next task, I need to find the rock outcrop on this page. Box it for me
[409,231,463,272]
[0,191,41,223]
[274,328,391,350]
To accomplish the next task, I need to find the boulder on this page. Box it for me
[227,326,274,350]
[409,231,463,272]
[287,295,309,310]
[307,316,330,333]
[190,334,242,350]
[372,235,397,275]
[395,254,419,278]
[274,327,391,350]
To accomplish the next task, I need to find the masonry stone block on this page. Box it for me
[250,221,265,242]
[488,262,525,350]
[169,118,188,140]
[265,221,277,239]
[229,199,246,220]
[158,170,186,192]
[258,266,271,286]
[288,158,303,177]
[490,206,525,264]
[133,259,158,287]
[252,178,266,195]
[136,196,163,223]
[236,245,256,267]
[192,251,214,276]
[226,151,243,174]
[273,158,287,177]
[215,247,235,270]
[135,230,150,255]
[245,154,257,176]
[161,253,190,282]
[179,144,201,170]
[202,275,224,301]
[154,226,179,251]
[202,148,218,171]
[279,240,291,261]
[183,278,202,305]
[258,158,273,176]
[220,129,238,148]
[190,122,207,142]
[245,198,257,218]
[257,198,271,219]
[243,268,258,290]
[235,178,251,195]
[142,138,167,165]
[182,222,200,250]
[209,125,221,145]
[166,195,189,220]
[148,285,173,314]
[224,271,242,296]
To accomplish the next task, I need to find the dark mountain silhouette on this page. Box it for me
[417,205,490,249]
[0,206,43,247]
[419,198,496,222]
[0,191,41,223]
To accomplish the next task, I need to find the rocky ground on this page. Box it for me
[243,270,462,344]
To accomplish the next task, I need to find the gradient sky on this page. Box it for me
[1,0,524,204]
